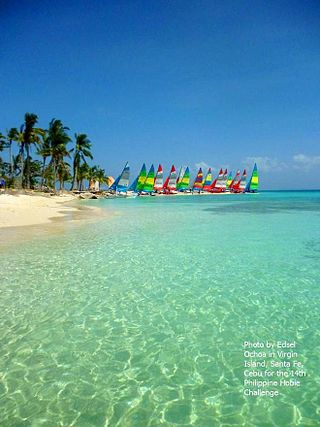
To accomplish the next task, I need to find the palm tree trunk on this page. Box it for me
[19,144,24,189]
[41,157,46,188]
[71,164,77,190]
[25,144,30,189]
[9,141,13,186]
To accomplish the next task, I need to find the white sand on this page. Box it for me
[0,192,86,228]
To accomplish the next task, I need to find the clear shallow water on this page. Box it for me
[0,191,319,426]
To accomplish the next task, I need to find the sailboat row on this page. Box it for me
[109,163,258,196]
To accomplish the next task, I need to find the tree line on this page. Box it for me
[0,113,109,191]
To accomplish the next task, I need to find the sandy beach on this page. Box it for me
[0,191,101,229]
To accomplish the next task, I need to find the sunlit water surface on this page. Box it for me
[1,191,319,426]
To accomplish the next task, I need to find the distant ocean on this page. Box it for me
[1,191,319,426]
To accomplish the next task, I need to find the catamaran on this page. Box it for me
[245,163,258,193]
[163,165,178,194]
[109,162,131,196]
[154,164,164,192]
[192,168,204,192]
[140,164,155,195]
[232,169,247,193]
[208,168,224,193]
[202,168,213,192]
[176,167,190,191]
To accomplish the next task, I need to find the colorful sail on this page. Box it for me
[193,168,204,191]
[110,162,130,192]
[177,167,190,191]
[209,168,223,191]
[232,169,246,192]
[164,165,177,191]
[154,164,164,191]
[202,168,213,191]
[142,164,155,192]
[226,171,233,189]
[128,176,138,192]
[176,166,185,188]
[246,163,258,192]
[136,163,147,192]
[230,170,241,190]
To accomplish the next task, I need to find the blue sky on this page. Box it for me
[1,0,320,189]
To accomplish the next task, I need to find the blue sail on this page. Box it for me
[110,162,130,192]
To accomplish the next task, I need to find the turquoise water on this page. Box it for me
[0,191,319,426]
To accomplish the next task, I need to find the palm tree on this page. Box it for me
[37,130,51,188]
[70,133,93,190]
[6,128,19,185]
[47,119,71,191]
[77,163,90,191]
[21,113,43,189]
[89,165,106,191]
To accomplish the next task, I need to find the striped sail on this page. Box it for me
[202,168,213,191]
[226,172,233,189]
[246,163,258,192]
[164,165,177,190]
[177,167,190,191]
[220,168,228,191]
[214,168,225,189]
[154,164,164,191]
[230,170,241,190]
[231,169,244,192]
[209,168,222,191]
[136,163,147,192]
[117,162,130,192]
[176,166,185,189]
[110,162,129,192]
[193,168,204,190]
[142,164,155,192]
[239,169,247,191]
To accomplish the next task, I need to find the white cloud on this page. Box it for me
[293,154,320,171]
[242,156,287,172]
[195,161,217,172]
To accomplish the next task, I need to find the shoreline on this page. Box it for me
[0,191,106,229]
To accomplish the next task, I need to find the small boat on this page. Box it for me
[202,168,213,192]
[154,164,164,192]
[225,171,233,191]
[245,163,259,193]
[192,168,204,192]
[140,164,155,195]
[109,162,131,195]
[232,169,247,193]
[176,166,190,192]
[136,163,147,193]
[163,165,178,194]
[208,168,224,193]
[229,170,241,192]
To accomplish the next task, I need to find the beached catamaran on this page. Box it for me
[154,164,164,192]
[163,165,177,193]
[176,167,190,191]
[141,165,155,193]
[109,162,130,193]
[202,168,213,191]
[108,163,258,196]
[209,168,223,192]
[232,169,246,193]
[246,163,258,192]
[192,168,204,192]
[226,172,233,190]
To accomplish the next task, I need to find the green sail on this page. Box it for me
[136,163,147,191]
[177,167,190,190]
[247,163,258,192]
[142,165,155,192]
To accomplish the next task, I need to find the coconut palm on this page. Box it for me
[37,130,51,188]
[70,133,93,190]
[21,113,44,188]
[47,119,71,191]
[6,128,19,185]
[77,163,90,191]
